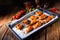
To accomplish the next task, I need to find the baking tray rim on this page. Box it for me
[7,8,59,40]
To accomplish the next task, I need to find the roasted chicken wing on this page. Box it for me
[24,25,33,34]
[43,15,54,23]
[16,24,23,30]
[22,19,30,24]
[39,14,47,20]
[30,16,38,20]
[36,11,42,16]
[30,19,37,25]
[33,21,41,29]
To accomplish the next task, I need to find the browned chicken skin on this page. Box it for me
[36,11,42,16]
[45,15,54,22]
[30,16,38,20]
[24,25,33,34]
[33,21,42,29]
[16,24,23,30]
[30,19,37,25]
[22,19,28,24]
[39,15,54,23]
[39,14,47,20]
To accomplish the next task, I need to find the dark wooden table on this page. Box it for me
[0,2,60,40]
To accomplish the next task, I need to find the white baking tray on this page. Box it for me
[7,8,59,40]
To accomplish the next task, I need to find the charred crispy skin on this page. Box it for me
[39,14,47,20]
[30,16,38,20]
[16,24,23,30]
[24,26,33,34]
[45,15,54,22]
[33,21,41,29]
[36,11,42,16]
[43,15,54,23]
[22,19,28,24]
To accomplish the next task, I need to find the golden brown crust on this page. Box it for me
[30,16,38,20]
[39,14,47,20]
[24,25,33,34]
[36,11,42,16]
[46,15,54,22]
[33,21,41,29]
[30,19,37,25]
[22,19,28,24]
[16,24,23,30]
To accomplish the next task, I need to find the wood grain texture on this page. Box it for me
[0,2,60,40]
[2,28,18,40]
[0,25,8,40]
[46,19,60,40]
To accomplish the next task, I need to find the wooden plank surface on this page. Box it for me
[2,26,46,40]
[0,10,17,40]
[1,19,60,40]
[46,2,60,40]
[46,19,60,40]
[0,25,8,40]
[0,2,60,40]
[2,28,18,40]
